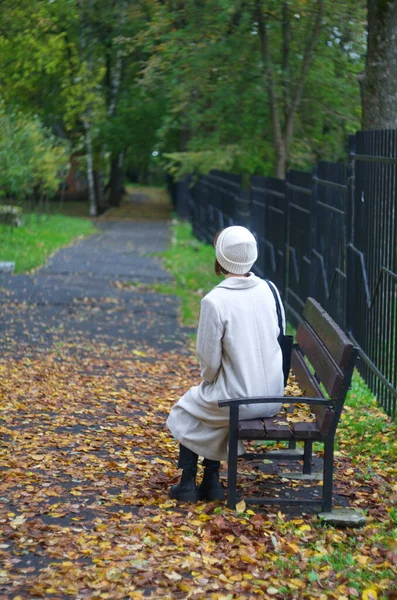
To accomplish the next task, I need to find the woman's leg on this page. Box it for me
[178,445,199,470]
[169,444,199,502]
[199,457,225,501]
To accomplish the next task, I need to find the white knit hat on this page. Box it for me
[215,226,258,275]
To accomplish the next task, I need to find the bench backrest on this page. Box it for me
[294,298,357,436]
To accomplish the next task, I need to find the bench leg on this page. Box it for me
[288,440,296,449]
[322,440,334,512]
[227,406,239,510]
[303,441,312,475]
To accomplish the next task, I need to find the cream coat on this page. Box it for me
[166,273,285,461]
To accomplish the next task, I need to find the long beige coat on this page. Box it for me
[166,273,285,461]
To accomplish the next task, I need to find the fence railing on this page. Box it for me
[168,128,397,419]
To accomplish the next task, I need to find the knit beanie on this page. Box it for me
[215,226,258,275]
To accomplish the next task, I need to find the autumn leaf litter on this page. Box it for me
[0,345,396,600]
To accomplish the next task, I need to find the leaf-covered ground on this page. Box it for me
[0,348,396,600]
[0,196,396,599]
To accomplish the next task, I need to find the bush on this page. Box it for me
[0,205,22,227]
[0,101,70,202]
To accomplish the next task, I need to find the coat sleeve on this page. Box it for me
[196,296,223,384]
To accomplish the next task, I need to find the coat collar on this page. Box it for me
[215,272,262,290]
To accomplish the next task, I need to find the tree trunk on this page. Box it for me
[79,0,97,216]
[360,0,397,129]
[94,169,106,214]
[275,150,287,180]
[109,152,124,207]
[83,119,97,217]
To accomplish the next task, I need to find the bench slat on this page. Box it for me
[263,416,292,440]
[291,347,324,398]
[292,422,321,440]
[238,419,265,439]
[303,298,354,368]
[296,322,343,400]
[291,348,334,435]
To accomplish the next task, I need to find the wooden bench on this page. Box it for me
[218,297,358,512]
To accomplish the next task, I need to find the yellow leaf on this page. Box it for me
[225,535,234,543]
[356,555,370,565]
[290,518,304,525]
[362,589,378,600]
[299,524,311,532]
[240,554,257,564]
[10,515,26,528]
[236,500,246,513]
[159,501,175,508]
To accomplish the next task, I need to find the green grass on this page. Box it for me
[153,221,220,326]
[0,212,95,273]
[46,201,95,218]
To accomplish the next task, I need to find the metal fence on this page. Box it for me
[347,131,397,419]
[169,129,397,418]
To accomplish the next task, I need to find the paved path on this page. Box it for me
[0,219,192,357]
[0,196,354,597]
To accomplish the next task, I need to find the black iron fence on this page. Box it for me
[169,129,397,419]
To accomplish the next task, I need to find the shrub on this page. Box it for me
[0,205,22,227]
[0,100,70,203]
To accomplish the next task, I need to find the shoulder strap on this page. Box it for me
[265,279,284,335]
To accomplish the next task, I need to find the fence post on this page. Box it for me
[175,175,192,220]
[284,172,291,310]
[346,135,356,336]
[281,178,288,300]
[235,188,251,228]
[310,165,318,299]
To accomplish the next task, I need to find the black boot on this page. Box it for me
[198,460,225,501]
[169,468,199,502]
[169,444,199,503]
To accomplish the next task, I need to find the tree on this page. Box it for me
[256,0,325,178]
[143,0,364,179]
[359,0,397,129]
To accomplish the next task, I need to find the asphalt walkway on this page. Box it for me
[0,215,191,358]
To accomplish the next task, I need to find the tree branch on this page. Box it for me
[282,1,290,122]
[284,0,325,149]
[256,0,284,160]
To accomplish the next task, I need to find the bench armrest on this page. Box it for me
[218,396,334,408]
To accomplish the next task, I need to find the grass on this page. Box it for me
[152,220,220,326]
[0,212,95,273]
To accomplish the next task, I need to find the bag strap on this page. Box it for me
[265,280,285,336]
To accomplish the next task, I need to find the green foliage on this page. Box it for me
[164,147,241,181]
[142,0,365,176]
[0,102,70,201]
[0,0,367,193]
[0,213,95,273]
[153,220,220,326]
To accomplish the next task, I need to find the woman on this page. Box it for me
[166,225,285,503]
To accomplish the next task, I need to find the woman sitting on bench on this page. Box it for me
[166,225,285,502]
